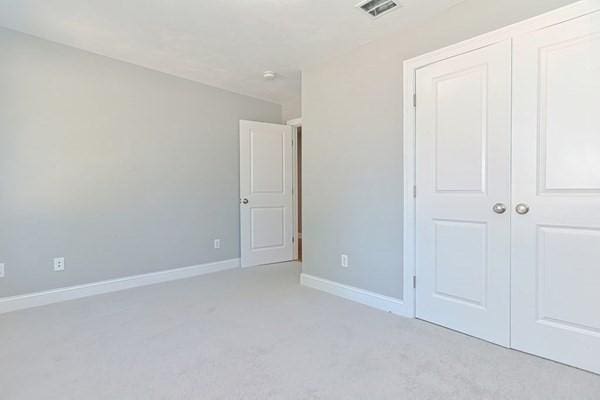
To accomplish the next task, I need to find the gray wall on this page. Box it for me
[282,95,302,122]
[301,0,577,299]
[0,28,281,297]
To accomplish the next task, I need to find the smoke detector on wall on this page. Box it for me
[355,0,401,18]
[263,71,277,80]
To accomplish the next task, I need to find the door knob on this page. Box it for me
[241,198,249,204]
[515,203,530,215]
[492,203,507,214]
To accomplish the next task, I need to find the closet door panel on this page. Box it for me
[511,10,600,374]
[415,41,512,346]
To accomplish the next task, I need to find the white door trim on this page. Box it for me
[402,0,600,318]
[287,118,302,260]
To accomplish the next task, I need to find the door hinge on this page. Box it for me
[413,93,417,108]
[413,276,417,289]
[292,236,295,243]
[413,185,417,198]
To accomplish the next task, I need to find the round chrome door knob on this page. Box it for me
[492,203,507,214]
[515,203,530,215]
[242,198,249,204]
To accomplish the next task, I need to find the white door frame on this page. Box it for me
[287,118,302,261]
[402,0,600,318]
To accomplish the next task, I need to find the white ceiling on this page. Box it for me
[0,0,464,104]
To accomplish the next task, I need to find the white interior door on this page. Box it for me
[511,12,600,374]
[415,41,512,346]
[240,120,294,268]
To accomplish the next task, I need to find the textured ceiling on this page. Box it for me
[0,0,465,103]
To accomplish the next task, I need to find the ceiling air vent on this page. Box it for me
[356,0,401,18]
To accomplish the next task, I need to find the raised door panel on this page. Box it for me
[538,33,600,193]
[536,226,600,336]
[433,220,488,308]
[434,66,488,193]
[251,207,286,250]
[250,130,285,194]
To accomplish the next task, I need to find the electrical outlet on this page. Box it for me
[53,257,65,271]
[214,239,221,249]
[341,254,349,268]
[0,263,5,278]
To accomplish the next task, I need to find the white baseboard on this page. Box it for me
[0,258,240,314]
[300,273,412,317]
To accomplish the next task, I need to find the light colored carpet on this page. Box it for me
[1,262,599,399]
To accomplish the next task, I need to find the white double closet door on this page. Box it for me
[415,12,600,374]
